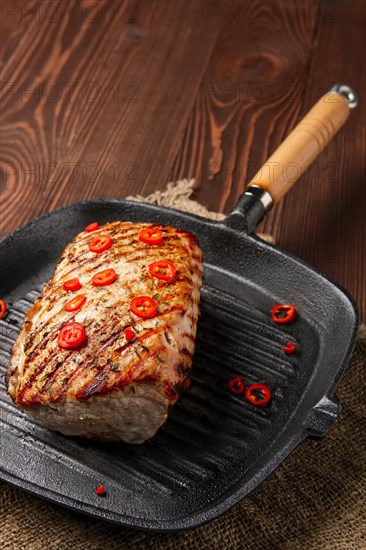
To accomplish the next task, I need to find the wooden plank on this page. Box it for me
[0,0,35,61]
[0,0,221,234]
[171,0,319,225]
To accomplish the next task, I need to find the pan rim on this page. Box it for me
[0,430,307,532]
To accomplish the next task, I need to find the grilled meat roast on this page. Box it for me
[7,221,203,443]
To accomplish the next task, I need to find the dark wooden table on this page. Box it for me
[1,0,365,320]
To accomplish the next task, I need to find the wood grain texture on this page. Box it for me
[171,0,320,212]
[1,0,221,230]
[1,0,365,319]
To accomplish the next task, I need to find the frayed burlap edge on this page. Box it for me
[127,179,274,243]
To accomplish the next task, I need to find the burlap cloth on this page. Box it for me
[1,181,365,549]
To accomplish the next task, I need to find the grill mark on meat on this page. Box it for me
[75,356,144,399]
[32,299,188,401]
[57,238,176,280]
[24,311,80,354]
[135,373,160,384]
[58,228,194,275]
[37,359,66,393]
[17,350,71,405]
[18,350,71,404]
[24,327,59,356]
[29,300,82,334]
[63,323,167,399]
[34,309,95,341]
[31,271,149,338]
[155,276,191,291]
[55,330,127,398]
[81,228,148,249]
[59,256,114,280]
[83,226,142,242]
[18,319,94,403]
[154,304,186,318]
[124,253,150,264]
[66,250,91,264]
[59,225,165,263]
[79,375,108,398]
[77,223,193,247]
[75,229,134,245]
[53,308,176,402]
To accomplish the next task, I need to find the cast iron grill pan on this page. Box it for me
[0,199,357,530]
[0,86,358,530]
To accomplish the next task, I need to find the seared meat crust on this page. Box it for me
[7,222,202,443]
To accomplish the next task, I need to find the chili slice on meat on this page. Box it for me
[85,222,99,232]
[58,322,87,349]
[139,228,163,245]
[124,328,136,342]
[63,278,82,292]
[148,260,177,281]
[92,268,117,286]
[245,384,271,407]
[65,294,86,312]
[0,299,7,318]
[88,235,113,253]
[272,304,296,324]
[130,296,157,319]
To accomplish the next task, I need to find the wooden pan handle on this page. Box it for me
[247,84,357,204]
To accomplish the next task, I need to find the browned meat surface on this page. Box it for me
[7,221,202,443]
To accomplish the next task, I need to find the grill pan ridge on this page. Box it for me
[0,199,358,531]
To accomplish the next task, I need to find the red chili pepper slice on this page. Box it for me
[0,299,7,319]
[148,260,177,281]
[283,341,295,354]
[139,228,163,245]
[124,328,136,342]
[245,384,271,407]
[272,304,296,324]
[65,294,86,312]
[85,222,99,232]
[228,375,245,395]
[130,296,157,319]
[96,485,105,496]
[92,268,117,286]
[58,322,87,349]
[63,278,82,292]
[88,235,113,253]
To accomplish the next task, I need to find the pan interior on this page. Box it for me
[0,269,317,523]
[0,200,357,530]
